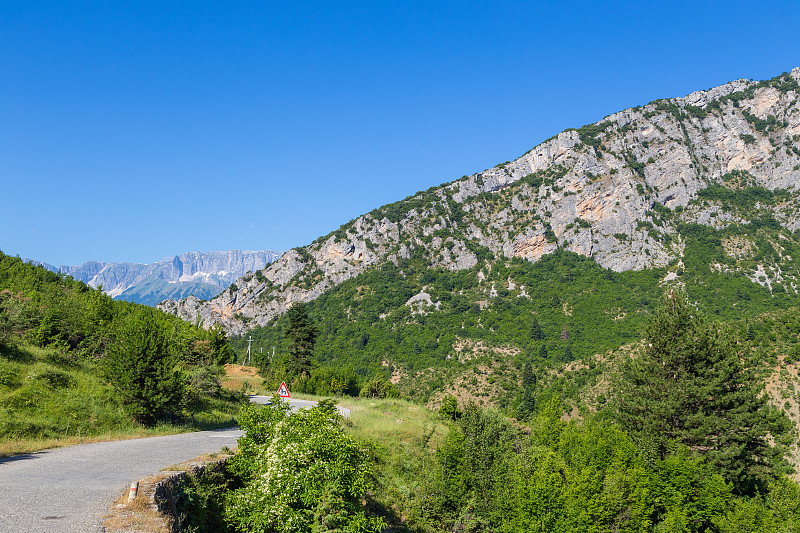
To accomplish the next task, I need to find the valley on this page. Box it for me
[3,67,800,531]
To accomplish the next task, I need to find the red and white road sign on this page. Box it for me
[278,381,291,398]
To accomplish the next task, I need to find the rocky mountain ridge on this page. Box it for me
[42,249,283,305]
[160,68,800,335]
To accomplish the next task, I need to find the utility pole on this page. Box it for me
[246,336,253,365]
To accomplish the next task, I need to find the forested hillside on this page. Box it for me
[0,251,240,453]
[155,69,800,530]
[232,241,797,410]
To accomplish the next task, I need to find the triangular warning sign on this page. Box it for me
[278,381,291,398]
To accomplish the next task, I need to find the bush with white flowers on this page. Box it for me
[226,399,384,533]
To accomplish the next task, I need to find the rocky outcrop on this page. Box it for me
[161,68,800,335]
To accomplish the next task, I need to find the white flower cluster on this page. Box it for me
[225,403,384,533]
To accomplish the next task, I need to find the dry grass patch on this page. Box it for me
[0,426,195,458]
[221,363,270,395]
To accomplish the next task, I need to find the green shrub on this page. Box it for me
[225,401,384,533]
[0,363,19,388]
[104,311,185,426]
[28,368,73,388]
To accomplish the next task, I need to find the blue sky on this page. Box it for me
[2,1,800,266]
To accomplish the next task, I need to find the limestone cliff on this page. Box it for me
[160,69,800,335]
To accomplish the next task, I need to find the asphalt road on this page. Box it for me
[248,395,351,418]
[0,397,330,533]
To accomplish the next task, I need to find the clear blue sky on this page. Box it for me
[2,1,800,266]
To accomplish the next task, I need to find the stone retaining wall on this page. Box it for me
[104,455,232,533]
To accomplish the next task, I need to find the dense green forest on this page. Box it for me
[0,251,240,449]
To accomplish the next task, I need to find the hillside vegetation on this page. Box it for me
[167,368,800,533]
[231,241,797,411]
[0,252,242,455]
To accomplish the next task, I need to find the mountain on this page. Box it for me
[161,68,800,336]
[43,250,284,306]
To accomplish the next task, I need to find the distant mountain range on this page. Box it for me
[37,250,284,306]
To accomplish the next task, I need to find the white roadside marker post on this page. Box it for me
[127,481,139,503]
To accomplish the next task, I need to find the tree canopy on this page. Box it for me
[284,302,317,376]
[614,290,791,494]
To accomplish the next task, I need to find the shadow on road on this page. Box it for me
[0,452,42,465]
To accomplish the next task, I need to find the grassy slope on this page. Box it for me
[0,343,241,457]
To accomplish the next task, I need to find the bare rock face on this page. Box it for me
[161,68,800,335]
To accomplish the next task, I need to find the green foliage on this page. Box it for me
[614,290,791,494]
[359,376,399,399]
[228,397,292,481]
[421,404,656,531]
[104,310,186,426]
[574,121,612,152]
[284,302,317,376]
[296,365,361,396]
[530,316,544,340]
[696,183,784,213]
[573,217,591,229]
[368,186,442,225]
[225,400,384,533]
[740,133,756,145]
[742,110,785,133]
[0,252,239,436]
[625,153,646,178]
[173,463,236,533]
[649,446,732,530]
[235,251,669,405]
[517,361,536,418]
[236,234,799,409]
[425,404,520,529]
[712,475,800,531]
[409,397,800,532]
[439,395,461,421]
[685,104,708,119]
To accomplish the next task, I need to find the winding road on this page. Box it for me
[0,396,338,533]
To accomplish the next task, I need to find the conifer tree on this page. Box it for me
[614,290,790,494]
[530,317,544,340]
[284,302,316,376]
[105,310,185,425]
[519,362,536,416]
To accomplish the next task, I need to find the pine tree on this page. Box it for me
[105,310,185,425]
[519,362,536,417]
[562,344,573,362]
[530,317,544,341]
[284,302,316,376]
[614,290,790,494]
